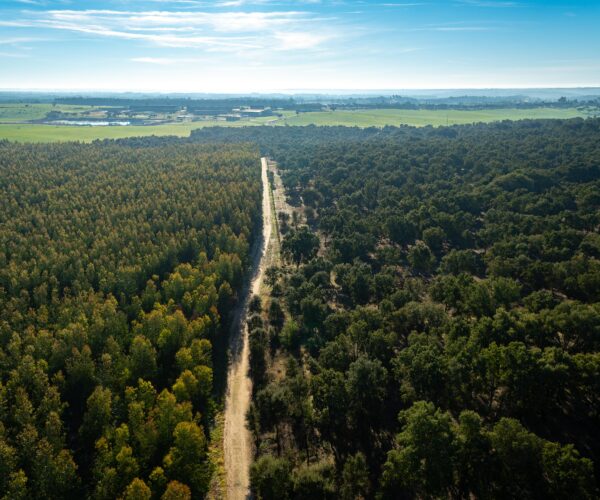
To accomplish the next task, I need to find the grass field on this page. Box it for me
[0,107,595,142]
[0,120,257,142]
[0,103,93,123]
[280,107,592,127]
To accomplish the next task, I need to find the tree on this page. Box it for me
[292,461,336,499]
[81,386,113,446]
[0,440,18,493]
[250,455,292,500]
[487,418,545,497]
[124,478,152,500]
[345,356,387,442]
[541,442,596,499]
[268,299,285,331]
[163,421,210,498]
[392,332,448,405]
[255,384,290,455]
[407,242,436,274]
[3,470,28,500]
[129,335,158,381]
[30,440,79,500]
[161,481,192,500]
[311,368,349,459]
[282,227,320,265]
[249,295,262,314]
[386,215,417,246]
[454,411,492,498]
[341,452,370,500]
[249,327,268,387]
[381,401,456,498]
[279,319,301,350]
[440,249,484,276]
[422,227,446,255]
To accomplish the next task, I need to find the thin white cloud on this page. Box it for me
[131,56,205,64]
[0,51,29,58]
[0,20,37,27]
[403,24,493,32]
[0,36,44,44]
[274,31,330,50]
[15,8,337,51]
[433,26,490,31]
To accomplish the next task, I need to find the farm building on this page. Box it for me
[232,106,273,117]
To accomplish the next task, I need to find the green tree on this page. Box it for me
[163,421,210,498]
[3,470,28,500]
[129,335,158,381]
[381,401,456,498]
[124,478,152,500]
[341,452,370,500]
[268,299,285,331]
[250,455,292,500]
[422,227,446,255]
[407,242,436,274]
[292,461,336,499]
[161,481,191,500]
[81,385,113,446]
[282,227,320,265]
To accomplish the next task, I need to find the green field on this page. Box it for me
[280,107,592,127]
[0,107,595,142]
[0,120,257,143]
[0,103,93,123]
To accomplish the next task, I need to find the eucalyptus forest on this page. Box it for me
[0,118,599,499]
[0,141,261,498]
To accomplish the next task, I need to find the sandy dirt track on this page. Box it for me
[223,157,271,500]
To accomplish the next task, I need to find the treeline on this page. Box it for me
[52,97,322,114]
[0,141,262,498]
[195,119,600,498]
[52,92,600,114]
[53,95,600,114]
[325,95,600,111]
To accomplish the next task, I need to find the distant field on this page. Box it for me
[280,107,592,127]
[0,106,595,142]
[0,120,257,143]
[0,103,92,122]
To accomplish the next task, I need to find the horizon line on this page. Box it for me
[1,86,600,95]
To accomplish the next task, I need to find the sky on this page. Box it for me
[0,0,599,92]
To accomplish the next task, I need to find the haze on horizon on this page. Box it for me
[0,0,599,92]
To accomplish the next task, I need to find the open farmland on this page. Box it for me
[0,106,595,142]
[0,120,254,142]
[0,103,93,123]
[280,106,593,127]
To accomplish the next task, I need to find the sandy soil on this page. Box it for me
[270,160,303,225]
[223,157,272,500]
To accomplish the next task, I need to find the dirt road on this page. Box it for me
[223,157,272,500]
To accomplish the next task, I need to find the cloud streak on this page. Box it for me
[11,8,338,52]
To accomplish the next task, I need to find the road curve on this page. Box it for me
[223,157,272,500]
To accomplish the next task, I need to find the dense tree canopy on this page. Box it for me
[2,118,600,498]
[0,140,261,498]
[194,119,600,498]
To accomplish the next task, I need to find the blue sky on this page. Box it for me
[0,0,599,92]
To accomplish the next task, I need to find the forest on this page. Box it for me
[0,118,599,499]
[189,119,600,498]
[0,141,262,499]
